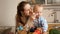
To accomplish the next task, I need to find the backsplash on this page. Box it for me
[42,5,60,23]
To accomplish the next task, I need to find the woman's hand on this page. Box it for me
[29,11,36,20]
[29,7,36,21]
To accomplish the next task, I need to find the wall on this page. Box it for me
[0,0,26,33]
[0,0,26,26]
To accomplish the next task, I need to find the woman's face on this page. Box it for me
[24,4,31,16]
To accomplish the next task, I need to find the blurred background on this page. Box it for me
[0,0,60,34]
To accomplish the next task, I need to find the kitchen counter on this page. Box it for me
[48,23,60,24]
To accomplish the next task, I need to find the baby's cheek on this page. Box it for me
[39,13,42,16]
[34,13,38,15]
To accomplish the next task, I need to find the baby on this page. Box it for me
[29,4,43,33]
[32,4,48,34]
[33,4,43,19]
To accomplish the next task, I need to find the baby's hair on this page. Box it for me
[33,4,43,12]
[34,4,43,8]
[35,4,43,6]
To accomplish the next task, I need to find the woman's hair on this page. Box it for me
[16,1,29,26]
[17,1,29,16]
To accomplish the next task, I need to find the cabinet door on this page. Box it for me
[27,0,45,4]
[43,9,54,23]
[57,11,60,23]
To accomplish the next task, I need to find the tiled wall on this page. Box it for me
[43,5,60,23]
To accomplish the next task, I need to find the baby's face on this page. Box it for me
[34,6,43,18]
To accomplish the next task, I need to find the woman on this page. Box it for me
[16,1,36,34]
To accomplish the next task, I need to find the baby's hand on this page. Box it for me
[37,28,42,30]
[37,28,42,33]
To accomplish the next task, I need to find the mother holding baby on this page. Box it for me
[16,1,48,34]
